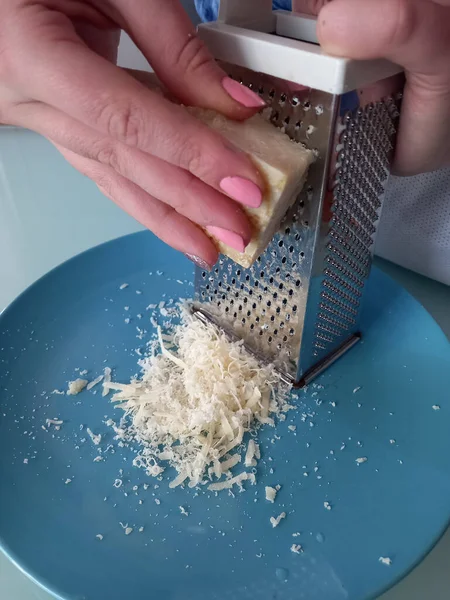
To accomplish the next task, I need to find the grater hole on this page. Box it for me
[270,316,275,322]
[273,292,278,300]
[285,227,291,235]
[260,271,265,278]
[278,283,284,290]
[282,257,287,264]
[274,329,278,335]
[300,252,305,258]
[293,305,298,312]
[250,324,255,330]
[269,89,275,99]
[296,279,301,287]
[201,272,206,278]
[233,312,237,318]
[289,246,294,253]
[268,336,273,343]
[295,121,302,130]
[278,240,284,248]
[276,307,281,314]
[289,328,295,335]
[283,336,288,342]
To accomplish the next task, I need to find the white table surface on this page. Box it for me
[1,128,449,600]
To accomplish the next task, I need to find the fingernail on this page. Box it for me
[222,77,266,108]
[184,254,213,271]
[220,176,263,208]
[207,226,246,253]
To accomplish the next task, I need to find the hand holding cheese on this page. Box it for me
[0,0,268,270]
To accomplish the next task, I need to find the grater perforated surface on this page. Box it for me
[195,64,403,384]
[308,96,402,363]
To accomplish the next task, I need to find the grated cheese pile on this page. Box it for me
[104,306,292,491]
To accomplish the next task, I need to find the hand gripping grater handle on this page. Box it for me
[194,1,405,387]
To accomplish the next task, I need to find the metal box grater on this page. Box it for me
[193,3,404,387]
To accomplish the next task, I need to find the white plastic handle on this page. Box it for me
[198,6,403,94]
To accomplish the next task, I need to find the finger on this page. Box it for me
[55,144,219,269]
[292,0,331,15]
[8,13,265,201]
[317,0,450,175]
[10,100,252,243]
[317,0,450,72]
[110,0,265,115]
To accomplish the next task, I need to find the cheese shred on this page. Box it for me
[104,306,290,490]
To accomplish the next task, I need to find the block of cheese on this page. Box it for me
[188,108,315,268]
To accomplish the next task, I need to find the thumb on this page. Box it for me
[111,0,265,119]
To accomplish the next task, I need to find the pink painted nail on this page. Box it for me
[207,226,246,253]
[184,254,213,271]
[220,176,263,208]
[222,77,266,108]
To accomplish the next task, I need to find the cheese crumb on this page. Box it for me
[379,556,392,566]
[67,379,88,395]
[244,439,260,467]
[86,428,101,446]
[179,506,189,517]
[119,283,129,290]
[96,534,104,540]
[87,375,104,391]
[124,527,133,535]
[432,405,441,411]
[290,544,303,554]
[324,502,332,511]
[270,512,286,528]
[265,485,280,503]
[356,457,367,464]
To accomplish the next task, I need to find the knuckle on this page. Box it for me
[98,101,144,147]
[173,34,212,75]
[388,0,416,48]
[93,141,121,171]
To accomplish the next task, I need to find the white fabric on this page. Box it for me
[376,169,450,285]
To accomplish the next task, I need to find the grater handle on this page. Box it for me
[198,1,403,94]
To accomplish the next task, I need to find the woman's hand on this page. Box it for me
[293,0,450,176]
[0,0,268,269]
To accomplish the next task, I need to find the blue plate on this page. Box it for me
[1,231,450,600]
